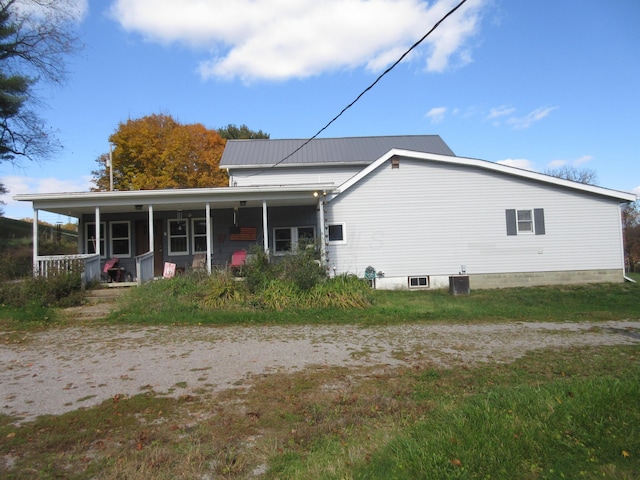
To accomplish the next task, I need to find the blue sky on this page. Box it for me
[2,0,639,223]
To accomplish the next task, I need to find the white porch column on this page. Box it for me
[32,208,39,276]
[148,205,154,253]
[206,202,212,273]
[262,200,269,253]
[95,207,101,257]
[318,198,327,266]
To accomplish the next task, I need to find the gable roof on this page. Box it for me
[219,135,455,169]
[333,149,637,203]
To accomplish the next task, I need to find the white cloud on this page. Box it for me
[425,106,447,123]
[546,159,567,169]
[507,106,558,129]
[496,158,535,171]
[573,155,593,166]
[109,0,488,82]
[1,175,93,219]
[632,186,640,198]
[486,105,515,120]
[13,0,88,22]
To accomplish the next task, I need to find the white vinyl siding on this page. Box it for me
[325,157,624,277]
[230,165,361,187]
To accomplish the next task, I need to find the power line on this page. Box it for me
[260,0,469,172]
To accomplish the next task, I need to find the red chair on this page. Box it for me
[230,250,247,276]
[103,257,122,282]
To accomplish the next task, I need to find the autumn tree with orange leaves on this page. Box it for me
[92,114,230,191]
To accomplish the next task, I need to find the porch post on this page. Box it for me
[95,207,101,257]
[318,198,327,266]
[262,200,269,253]
[148,205,154,253]
[205,202,212,273]
[32,208,39,276]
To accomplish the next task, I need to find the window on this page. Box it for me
[506,209,545,236]
[85,222,105,257]
[168,219,189,255]
[408,276,429,288]
[328,223,346,244]
[274,226,316,253]
[192,218,209,253]
[517,210,533,233]
[110,221,131,257]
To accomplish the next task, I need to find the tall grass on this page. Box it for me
[110,275,640,326]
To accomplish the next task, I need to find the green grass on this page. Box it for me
[1,345,638,479]
[104,277,640,326]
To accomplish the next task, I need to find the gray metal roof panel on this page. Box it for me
[220,135,455,168]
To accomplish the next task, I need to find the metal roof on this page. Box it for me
[219,135,455,168]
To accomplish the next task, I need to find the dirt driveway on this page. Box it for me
[1,321,639,422]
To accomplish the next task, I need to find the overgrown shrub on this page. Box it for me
[202,271,247,309]
[0,270,84,309]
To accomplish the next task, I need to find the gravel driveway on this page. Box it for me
[1,321,639,423]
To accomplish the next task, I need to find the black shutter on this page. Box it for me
[534,208,545,235]
[505,209,517,236]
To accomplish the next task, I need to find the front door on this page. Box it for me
[135,220,164,276]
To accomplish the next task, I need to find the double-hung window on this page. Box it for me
[192,218,209,253]
[110,221,131,257]
[274,226,315,253]
[85,222,105,257]
[506,209,546,236]
[168,219,189,255]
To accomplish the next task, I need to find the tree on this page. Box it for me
[544,165,598,185]
[623,201,640,273]
[218,123,270,140]
[91,114,230,191]
[0,0,80,164]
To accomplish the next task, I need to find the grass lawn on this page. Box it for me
[0,345,637,479]
[0,280,638,478]
[102,278,640,326]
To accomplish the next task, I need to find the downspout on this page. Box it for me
[148,204,154,255]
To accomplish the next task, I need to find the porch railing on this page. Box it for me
[35,254,101,288]
[135,251,155,285]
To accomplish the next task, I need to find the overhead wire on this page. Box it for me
[248,0,469,174]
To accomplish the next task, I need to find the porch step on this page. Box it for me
[64,286,129,321]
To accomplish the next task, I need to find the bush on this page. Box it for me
[202,271,247,309]
[0,270,84,309]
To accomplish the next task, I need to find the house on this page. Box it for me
[15,135,636,289]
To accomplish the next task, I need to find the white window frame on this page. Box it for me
[168,218,189,255]
[85,222,106,258]
[273,226,316,255]
[109,221,131,258]
[408,276,430,289]
[191,217,210,253]
[327,223,346,245]
[516,209,534,234]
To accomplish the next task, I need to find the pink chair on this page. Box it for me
[230,250,247,275]
[103,257,122,282]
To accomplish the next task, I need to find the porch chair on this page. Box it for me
[191,253,207,271]
[230,250,247,276]
[103,257,123,282]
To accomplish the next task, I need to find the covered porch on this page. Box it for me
[15,185,334,286]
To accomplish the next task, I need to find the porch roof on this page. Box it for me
[14,184,335,218]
